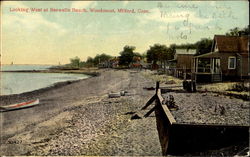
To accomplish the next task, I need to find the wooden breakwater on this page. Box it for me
[143,82,249,155]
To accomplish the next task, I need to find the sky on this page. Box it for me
[1,1,249,65]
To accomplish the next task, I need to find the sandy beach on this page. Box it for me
[0,69,162,156]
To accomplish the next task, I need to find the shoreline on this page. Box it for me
[0,69,100,76]
[0,69,162,156]
[0,69,248,156]
[0,69,101,100]
[0,77,89,101]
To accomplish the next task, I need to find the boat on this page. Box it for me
[0,99,39,111]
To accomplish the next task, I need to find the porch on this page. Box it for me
[192,52,222,82]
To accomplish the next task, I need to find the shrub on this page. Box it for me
[230,82,249,92]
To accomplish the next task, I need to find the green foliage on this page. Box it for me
[70,56,81,68]
[133,52,142,58]
[226,26,249,36]
[83,54,113,67]
[173,43,196,50]
[92,53,112,65]
[67,25,249,69]
[146,44,174,64]
[82,57,93,67]
[195,38,213,55]
[226,27,241,36]
[168,39,212,56]
[119,45,136,66]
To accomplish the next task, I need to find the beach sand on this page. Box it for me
[0,69,162,156]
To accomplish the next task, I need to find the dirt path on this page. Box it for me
[0,69,162,156]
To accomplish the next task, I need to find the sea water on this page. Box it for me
[0,65,90,95]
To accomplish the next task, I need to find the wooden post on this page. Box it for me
[141,95,156,110]
[156,81,160,94]
[144,106,157,117]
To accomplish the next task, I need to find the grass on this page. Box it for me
[141,70,182,84]
[142,70,249,100]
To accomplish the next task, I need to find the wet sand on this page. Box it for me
[0,69,162,156]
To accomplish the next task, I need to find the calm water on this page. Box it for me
[1,64,52,71]
[0,65,90,95]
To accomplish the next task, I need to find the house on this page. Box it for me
[168,49,196,78]
[110,57,119,68]
[192,35,249,82]
[98,60,110,68]
[98,57,119,68]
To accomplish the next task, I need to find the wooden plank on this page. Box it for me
[144,106,156,117]
[141,95,156,110]
[157,89,176,124]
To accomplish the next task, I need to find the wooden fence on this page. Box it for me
[142,82,249,155]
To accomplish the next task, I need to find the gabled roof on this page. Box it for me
[194,52,220,58]
[212,35,249,52]
[175,49,196,55]
[174,49,196,59]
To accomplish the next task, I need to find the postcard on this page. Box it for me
[0,1,249,156]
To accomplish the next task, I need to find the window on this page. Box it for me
[228,56,236,69]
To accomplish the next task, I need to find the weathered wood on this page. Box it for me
[157,89,176,124]
[144,106,157,117]
[153,80,249,155]
[141,95,156,110]
[156,81,160,94]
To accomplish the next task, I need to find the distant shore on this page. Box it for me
[0,68,102,97]
[0,68,101,77]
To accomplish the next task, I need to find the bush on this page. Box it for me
[230,82,249,92]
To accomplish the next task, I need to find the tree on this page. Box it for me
[146,44,173,64]
[226,27,241,36]
[226,26,249,36]
[119,45,136,66]
[85,57,94,67]
[70,56,81,68]
[241,25,250,35]
[174,43,196,49]
[169,44,176,59]
[146,44,174,71]
[79,61,86,67]
[93,53,112,66]
[195,38,213,56]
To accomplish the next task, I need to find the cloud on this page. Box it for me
[71,1,97,8]
[2,1,66,34]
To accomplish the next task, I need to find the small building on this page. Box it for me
[192,35,249,82]
[110,57,119,68]
[168,49,196,78]
[98,57,119,68]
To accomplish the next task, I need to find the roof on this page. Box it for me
[213,35,249,52]
[194,52,221,58]
[174,49,196,59]
[175,49,196,55]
